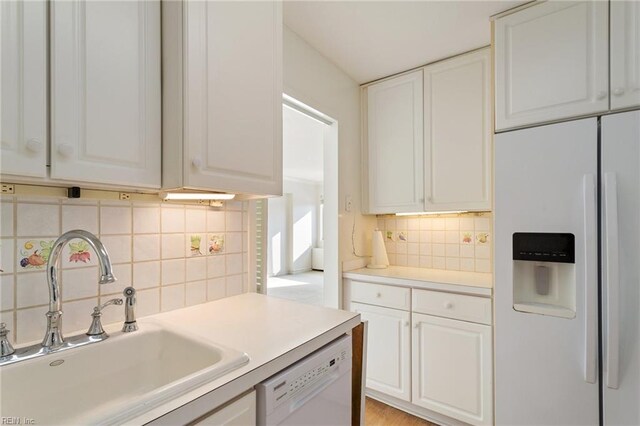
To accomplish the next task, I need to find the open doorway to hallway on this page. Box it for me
[256,96,338,307]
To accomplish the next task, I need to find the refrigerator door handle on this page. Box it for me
[604,172,620,389]
[583,174,598,384]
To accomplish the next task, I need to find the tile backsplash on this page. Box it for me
[377,213,492,273]
[0,196,248,345]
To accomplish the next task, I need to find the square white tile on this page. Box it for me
[186,280,207,306]
[17,272,49,308]
[133,261,160,289]
[226,211,242,232]
[62,267,100,300]
[0,274,15,311]
[186,209,207,233]
[226,253,243,275]
[446,257,460,271]
[16,305,47,344]
[100,206,131,235]
[161,207,185,233]
[100,235,131,264]
[226,232,243,253]
[133,234,160,262]
[186,257,207,282]
[207,210,226,232]
[1,202,14,237]
[62,205,98,234]
[162,234,186,259]
[475,259,491,273]
[207,255,226,278]
[0,239,15,274]
[62,298,97,335]
[225,275,243,296]
[100,263,132,295]
[207,278,226,301]
[137,287,160,317]
[162,259,185,285]
[133,207,160,234]
[17,203,60,237]
[161,284,185,312]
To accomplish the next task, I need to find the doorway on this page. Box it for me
[253,95,338,307]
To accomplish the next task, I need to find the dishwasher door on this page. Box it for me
[256,334,352,426]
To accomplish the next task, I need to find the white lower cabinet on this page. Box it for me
[351,302,411,401]
[349,280,493,426]
[192,391,256,426]
[412,313,493,426]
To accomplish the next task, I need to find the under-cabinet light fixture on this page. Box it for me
[395,211,467,216]
[161,192,236,201]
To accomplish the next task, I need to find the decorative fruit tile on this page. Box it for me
[187,234,205,257]
[208,234,225,255]
[397,231,407,242]
[461,231,474,244]
[17,239,55,271]
[475,232,490,245]
[64,239,93,267]
[385,231,395,241]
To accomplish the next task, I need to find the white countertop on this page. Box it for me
[343,266,493,296]
[127,293,360,424]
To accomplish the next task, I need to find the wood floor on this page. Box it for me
[364,397,439,426]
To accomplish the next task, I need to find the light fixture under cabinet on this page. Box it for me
[395,210,467,216]
[161,192,236,201]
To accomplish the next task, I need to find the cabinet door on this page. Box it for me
[183,1,283,196]
[50,0,161,188]
[412,313,492,426]
[0,0,47,178]
[351,302,411,401]
[424,48,491,211]
[611,1,640,110]
[194,391,256,426]
[366,71,424,214]
[495,1,608,131]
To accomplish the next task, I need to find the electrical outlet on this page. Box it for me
[345,195,353,212]
[1,184,15,194]
[119,192,131,200]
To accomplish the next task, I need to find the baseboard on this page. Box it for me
[365,389,469,426]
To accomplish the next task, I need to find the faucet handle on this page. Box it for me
[87,298,123,337]
[0,323,15,357]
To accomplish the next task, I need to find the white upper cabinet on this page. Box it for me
[494,1,609,131]
[610,1,640,111]
[50,0,161,188]
[424,49,491,211]
[365,70,424,214]
[163,1,283,196]
[1,0,47,178]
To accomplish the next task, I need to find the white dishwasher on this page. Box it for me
[256,334,352,425]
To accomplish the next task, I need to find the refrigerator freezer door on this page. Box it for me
[495,119,599,425]
[602,111,640,426]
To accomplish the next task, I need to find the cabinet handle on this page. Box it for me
[596,91,608,100]
[612,88,625,97]
[57,144,74,158]
[26,139,43,153]
[404,321,409,327]
[444,301,453,309]
[191,158,202,170]
[414,323,419,329]
[375,292,382,298]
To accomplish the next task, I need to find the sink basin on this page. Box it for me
[0,322,249,425]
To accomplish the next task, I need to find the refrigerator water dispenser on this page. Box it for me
[512,233,576,319]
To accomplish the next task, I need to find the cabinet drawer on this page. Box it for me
[350,281,410,310]
[413,289,491,325]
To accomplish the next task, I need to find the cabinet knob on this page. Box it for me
[376,292,382,298]
[613,88,625,97]
[596,91,608,100]
[57,143,74,158]
[191,158,202,170]
[444,301,453,309]
[404,320,410,327]
[414,323,419,329]
[26,139,43,153]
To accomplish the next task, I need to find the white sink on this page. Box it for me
[0,322,249,425]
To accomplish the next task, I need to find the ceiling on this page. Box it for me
[284,1,526,84]
[283,105,325,183]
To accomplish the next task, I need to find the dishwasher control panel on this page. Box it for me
[256,334,352,415]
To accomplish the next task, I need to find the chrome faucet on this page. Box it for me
[0,230,120,367]
[43,229,117,348]
[122,287,139,332]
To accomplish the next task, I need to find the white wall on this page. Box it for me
[267,179,322,276]
[283,26,377,308]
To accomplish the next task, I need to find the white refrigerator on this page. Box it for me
[494,110,640,425]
